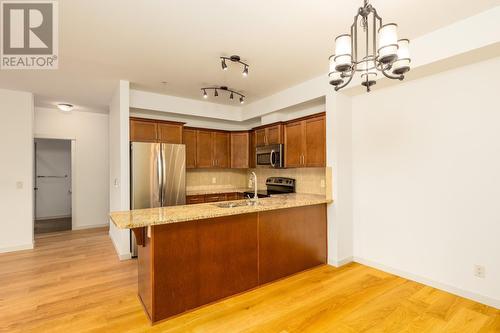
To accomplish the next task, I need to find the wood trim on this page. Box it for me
[130,117,185,126]
[283,112,326,125]
[184,126,231,133]
[251,121,285,131]
[132,227,146,246]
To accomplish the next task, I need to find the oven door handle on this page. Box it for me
[270,150,276,168]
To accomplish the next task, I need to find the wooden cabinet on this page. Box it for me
[231,132,250,168]
[253,123,283,147]
[137,204,327,323]
[284,120,303,168]
[196,130,214,168]
[130,118,158,142]
[284,113,326,168]
[249,130,256,168]
[186,195,205,205]
[304,115,326,167]
[158,122,182,144]
[213,132,230,168]
[192,129,230,169]
[130,118,184,143]
[204,193,227,203]
[258,205,327,284]
[186,192,244,205]
[183,129,197,169]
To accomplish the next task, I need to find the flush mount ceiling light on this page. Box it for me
[220,55,249,77]
[201,86,245,104]
[57,103,74,112]
[329,0,411,92]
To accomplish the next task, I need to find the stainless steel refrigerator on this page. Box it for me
[130,142,186,257]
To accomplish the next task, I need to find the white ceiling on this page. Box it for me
[0,0,497,112]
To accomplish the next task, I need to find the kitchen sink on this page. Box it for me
[214,201,262,208]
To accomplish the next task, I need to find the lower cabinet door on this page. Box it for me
[258,204,327,284]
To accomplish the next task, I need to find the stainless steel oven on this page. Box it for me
[256,144,284,168]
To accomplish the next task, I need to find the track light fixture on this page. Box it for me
[220,55,249,77]
[201,86,245,104]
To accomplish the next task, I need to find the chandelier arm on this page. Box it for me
[380,67,404,81]
[334,68,356,91]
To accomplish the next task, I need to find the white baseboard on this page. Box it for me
[109,231,132,261]
[0,243,34,254]
[35,214,71,221]
[354,257,500,310]
[329,256,353,267]
[72,223,108,231]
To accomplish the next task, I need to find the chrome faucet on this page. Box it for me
[250,171,258,202]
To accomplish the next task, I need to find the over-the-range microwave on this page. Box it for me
[256,144,284,168]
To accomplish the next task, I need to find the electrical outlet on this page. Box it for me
[16,181,23,189]
[212,177,216,184]
[474,265,485,278]
[320,179,325,188]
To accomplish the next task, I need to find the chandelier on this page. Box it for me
[329,0,411,92]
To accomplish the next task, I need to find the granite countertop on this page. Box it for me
[186,187,251,196]
[110,193,332,229]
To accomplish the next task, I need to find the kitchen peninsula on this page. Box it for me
[111,193,330,323]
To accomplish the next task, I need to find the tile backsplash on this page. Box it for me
[248,168,327,195]
[186,169,247,192]
[187,168,329,196]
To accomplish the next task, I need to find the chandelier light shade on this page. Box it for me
[201,86,245,104]
[329,0,411,92]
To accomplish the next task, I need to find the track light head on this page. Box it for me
[221,58,228,70]
[239,97,244,104]
[203,89,208,98]
[214,89,218,97]
[230,92,234,99]
[242,66,248,77]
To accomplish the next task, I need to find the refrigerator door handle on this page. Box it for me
[158,144,163,206]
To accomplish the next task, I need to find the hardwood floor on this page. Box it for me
[34,217,72,234]
[0,228,498,333]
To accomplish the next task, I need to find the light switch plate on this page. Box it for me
[16,181,23,189]
[212,177,216,184]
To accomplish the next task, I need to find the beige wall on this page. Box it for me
[0,89,34,253]
[352,57,500,306]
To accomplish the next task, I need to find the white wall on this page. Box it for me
[34,108,109,230]
[352,57,500,308]
[0,89,34,253]
[109,81,131,260]
[34,138,72,220]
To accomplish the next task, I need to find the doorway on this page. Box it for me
[34,138,73,234]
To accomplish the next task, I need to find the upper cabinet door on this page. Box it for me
[158,123,183,144]
[183,129,197,169]
[213,132,230,168]
[254,129,267,147]
[266,124,283,145]
[231,132,249,169]
[196,130,214,168]
[284,120,304,168]
[130,119,158,142]
[304,115,326,167]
